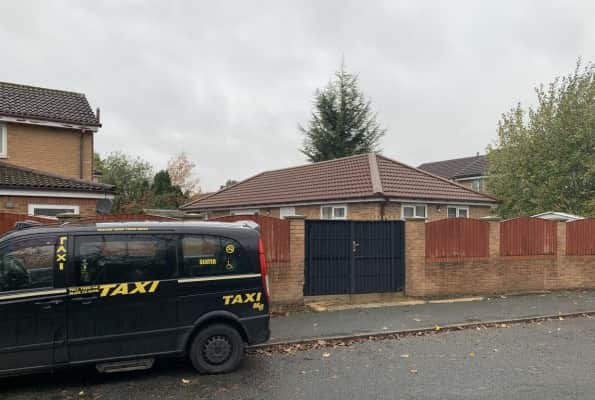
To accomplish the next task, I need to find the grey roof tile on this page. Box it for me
[0,82,100,127]
[0,161,115,193]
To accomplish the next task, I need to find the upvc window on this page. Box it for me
[279,207,296,219]
[230,209,258,215]
[471,179,483,192]
[28,204,80,218]
[447,206,469,218]
[320,205,347,220]
[0,123,6,158]
[401,204,427,219]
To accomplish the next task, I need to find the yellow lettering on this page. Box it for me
[110,283,129,296]
[56,253,66,262]
[148,281,159,293]
[99,284,117,297]
[57,246,67,254]
[231,294,243,304]
[59,262,64,271]
[59,236,68,245]
[256,292,262,302]
[244,292,256,303]
[129,281,151,295]
[253,303,264,311]
[222,295,233,305]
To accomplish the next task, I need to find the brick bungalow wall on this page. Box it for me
[5,123,94,180]
[207,202,493,221]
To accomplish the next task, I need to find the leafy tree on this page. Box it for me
[150,170,186,209]
[487,60,595,218]
[95,152,153,213]
[167,152,200,195]
[220,179,238,189]
[300,63,385,162]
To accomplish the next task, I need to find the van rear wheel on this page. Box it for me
[189,324,244,374]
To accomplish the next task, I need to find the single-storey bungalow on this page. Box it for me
[181,153,498,221]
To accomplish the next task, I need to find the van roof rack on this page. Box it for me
[14,220,45,230]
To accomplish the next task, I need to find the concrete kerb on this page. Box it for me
[248,310,595,351]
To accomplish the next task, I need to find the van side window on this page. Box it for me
[74,235,176,285]
[182,236,245,277]
[0,237,56,292]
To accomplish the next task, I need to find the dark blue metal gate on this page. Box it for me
[304,220,405,296]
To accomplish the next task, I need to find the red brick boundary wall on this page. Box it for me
[406,217,595,297]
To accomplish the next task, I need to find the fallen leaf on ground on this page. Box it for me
[469,351,476,358]
[400,354,410,358]
[434,325,441,331]
[181,378,191,384]
[413,318,421,322]
[322,352,331,358]
[410,369,418,374]
[79,391,85,396]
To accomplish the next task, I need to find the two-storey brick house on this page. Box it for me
[0,82,115,217]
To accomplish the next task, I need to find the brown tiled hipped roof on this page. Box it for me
[0,162,115,193]
[418,155,488,179]
[0,82,100,127]
[182,153,497,210]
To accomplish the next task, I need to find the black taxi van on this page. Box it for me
[0,220,270,377]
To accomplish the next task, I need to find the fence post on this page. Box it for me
[404,217,426,297]
[277,215,305,307]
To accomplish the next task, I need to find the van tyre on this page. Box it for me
[190,324,244,374]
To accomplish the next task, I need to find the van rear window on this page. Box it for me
[182,236,247,277]
[0,237,56,292]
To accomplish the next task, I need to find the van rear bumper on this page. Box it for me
[241,314,270,345]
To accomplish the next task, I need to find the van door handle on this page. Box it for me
[71,296,98,305]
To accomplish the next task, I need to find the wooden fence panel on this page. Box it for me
[0,212,55,235]
[500,217,557,256]
[566,218,595,256]
[426,218,489,261]
[209,215,290,263]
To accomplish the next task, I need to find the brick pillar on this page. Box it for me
[273,215,305,306]
[556,221,567,257]
[404,217,426,297]
[482,217,501,258]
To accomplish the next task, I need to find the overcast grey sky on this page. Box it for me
[1,1,593,191]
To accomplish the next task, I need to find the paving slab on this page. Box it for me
[269,290,595,343]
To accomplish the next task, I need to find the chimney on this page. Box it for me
[96,107,101,123]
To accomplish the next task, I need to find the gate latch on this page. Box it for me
[352,240,360,253]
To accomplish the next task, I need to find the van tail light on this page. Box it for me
[258,238,270,301]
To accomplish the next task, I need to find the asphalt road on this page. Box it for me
[2,317,595,400]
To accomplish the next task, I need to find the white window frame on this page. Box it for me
[320,205,347,220]
[447,206,469,218]
[230,209,258,216]
[28,204,80,218]
[279,206,296,219]
[470,179,483,192]
[0,123,7,158]
[401,204,427,219]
